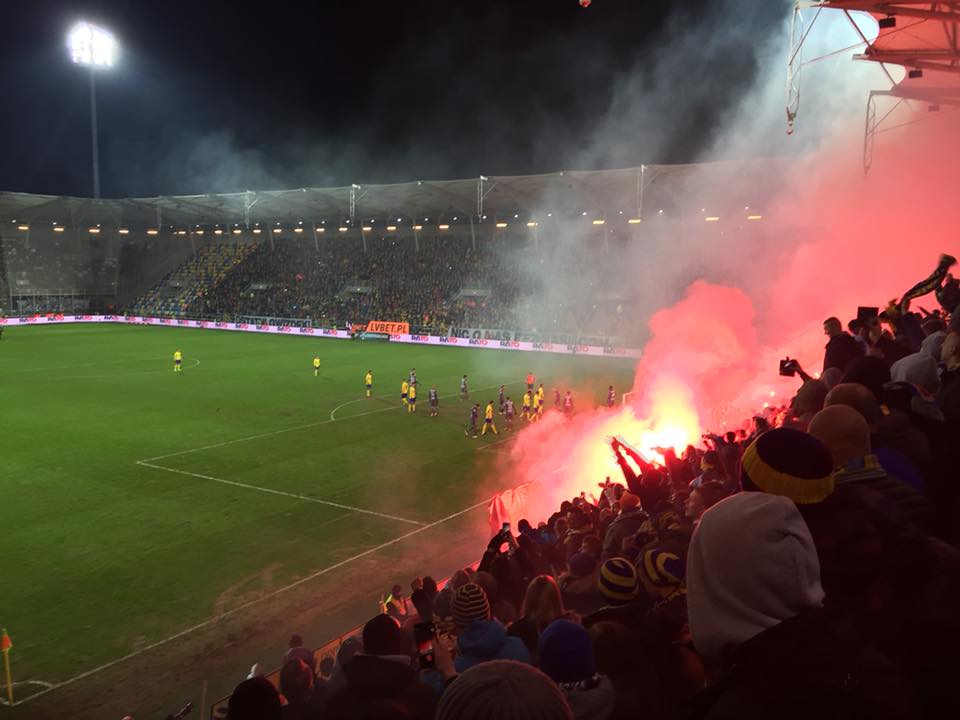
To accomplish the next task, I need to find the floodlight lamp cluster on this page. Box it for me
[68,22,117,68]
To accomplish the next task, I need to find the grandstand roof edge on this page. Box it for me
[0,157,788,226]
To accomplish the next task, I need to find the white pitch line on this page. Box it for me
[475,433,519,452]
[142,381,521,463]
[11,493,494,707]
[326,395,403,421]
[136,461,425,526]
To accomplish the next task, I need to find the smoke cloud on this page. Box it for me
[492,5,960,523]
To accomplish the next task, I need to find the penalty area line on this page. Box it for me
[10,493,494,707]
[135,460,425,526]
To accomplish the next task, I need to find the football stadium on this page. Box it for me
[2,3,960,720]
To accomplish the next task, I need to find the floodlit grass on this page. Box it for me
[0,324,634,688]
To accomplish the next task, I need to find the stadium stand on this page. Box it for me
[130,242,257,317]
[0,161,778,342]
[120,232,632,343]
[211,256,960,720]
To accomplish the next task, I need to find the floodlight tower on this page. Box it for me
[68,21,117,199]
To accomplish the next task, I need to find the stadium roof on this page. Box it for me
[0,161,783,229]
[792,2,960,170]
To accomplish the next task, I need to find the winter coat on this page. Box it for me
[559,675,616,720]
[688,608,914,720]
[601,509,647,559]
[823,332,863,374]
[454,619,531,673]
[833,454,936,534]
[323,653,437,720]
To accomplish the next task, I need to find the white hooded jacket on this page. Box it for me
[686,492,824,668]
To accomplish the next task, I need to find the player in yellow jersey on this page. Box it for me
[528,393,539,423]
[407,382,417,412]
[521,390,532,420]
[536,387,545,419]
[313,356,321,377]
[481,400,498,435]
[401,379,409,406]
[173,349,183,373]
[365,370,374,397]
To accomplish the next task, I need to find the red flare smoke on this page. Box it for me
[494,104,959,526]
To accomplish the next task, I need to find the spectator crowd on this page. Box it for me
[218,255,960,719]
[134,233,632,344]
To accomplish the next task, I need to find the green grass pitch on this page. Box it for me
[0,323,635,697]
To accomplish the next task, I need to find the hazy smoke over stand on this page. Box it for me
[491,8,960,523]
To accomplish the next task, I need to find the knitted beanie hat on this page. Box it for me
[437,660,573,720]
[598,557,639,604]
[227,677,282,720]
[639,548,686,600]
[452,582,491,628]
[740,428,835,504]
[538,619,595,684]
[362,614,409,656]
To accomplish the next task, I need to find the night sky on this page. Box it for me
[0,1,787,198]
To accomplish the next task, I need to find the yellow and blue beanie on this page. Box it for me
[598,557,640,604]
[639,548,686,600]
[740,428,835,505]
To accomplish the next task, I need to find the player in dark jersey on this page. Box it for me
[465,403,480,437]
[504,396,515,431]
[607,385,616,408]
[554,389,562,409]
[498,385,506,413]
[429,385,439,417]
[409,368,417,387]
